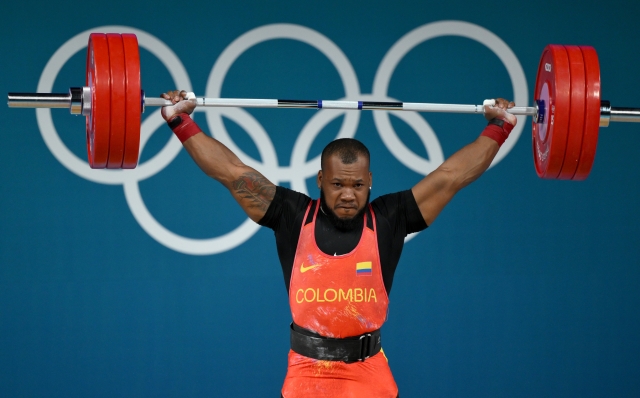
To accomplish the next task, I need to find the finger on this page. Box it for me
[508,101,515,108]
[162,90,179,100]
[165,90,178,103]
[483,104,500,121]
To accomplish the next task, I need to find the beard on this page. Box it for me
[319,188,371,232]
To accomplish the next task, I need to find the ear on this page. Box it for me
[369,171,372,189]
[317,170,323,189]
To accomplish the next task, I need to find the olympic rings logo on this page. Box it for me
[36,21,527,256]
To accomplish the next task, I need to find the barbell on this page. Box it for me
[7,33,640,179]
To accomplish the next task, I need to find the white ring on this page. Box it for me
[204,23,361,176]
[373,20,528,172]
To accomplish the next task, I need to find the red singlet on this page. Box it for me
[282,200,398,398]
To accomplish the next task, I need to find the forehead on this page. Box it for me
[323,155,369,179]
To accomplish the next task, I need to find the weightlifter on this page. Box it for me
[161,90,517,398]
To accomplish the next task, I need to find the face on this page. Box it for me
[317,155,372,220]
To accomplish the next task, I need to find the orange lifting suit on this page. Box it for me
[282,200,398,398]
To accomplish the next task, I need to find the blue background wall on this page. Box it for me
[2,0,639,396]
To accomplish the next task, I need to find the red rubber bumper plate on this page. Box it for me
[532,45,571,179]
[86,33,111,169]
[558,45,586,180]
[106,33,126,169]
[573,46,601,180]
[121,33,141,169]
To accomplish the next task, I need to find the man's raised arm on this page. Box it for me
[161,90,275,223]
[411,98,518,226]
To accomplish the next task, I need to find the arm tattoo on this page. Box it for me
[231,172,276,212]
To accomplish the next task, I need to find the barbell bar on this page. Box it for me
[6,33,640,179]
[9,90,639,121]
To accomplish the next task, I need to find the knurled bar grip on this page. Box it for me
[144,96,538,115]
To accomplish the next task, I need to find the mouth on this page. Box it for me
[334,205,358,218]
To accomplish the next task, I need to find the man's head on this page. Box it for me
[317,139,372,230]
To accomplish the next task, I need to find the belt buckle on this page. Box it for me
[358,333,373,361]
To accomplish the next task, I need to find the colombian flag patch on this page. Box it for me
[356,261,372,276]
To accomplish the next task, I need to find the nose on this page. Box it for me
[340,189,355,201]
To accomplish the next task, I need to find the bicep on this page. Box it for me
[411,169,457,226]
[181,133,276,222]
[411,136,499,225]
[227,166,276,223]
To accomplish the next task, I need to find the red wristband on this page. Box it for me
[480,119,514,147]
[167,113,202,143]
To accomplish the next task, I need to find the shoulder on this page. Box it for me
[371,190,414,216]
[275,186,313,212]
[371,189,427,233]
[258,186,312,230]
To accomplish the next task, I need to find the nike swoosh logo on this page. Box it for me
[300,263,321,273]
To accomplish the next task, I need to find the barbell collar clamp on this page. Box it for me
[600,100,611,127]
[535,99,545,124]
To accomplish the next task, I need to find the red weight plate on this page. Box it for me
[121,33,141,169]
[85,33,111,169]
[532,45,571,179]
[558,45,586,179]
[106,34,126,169]
[573,46,601,180]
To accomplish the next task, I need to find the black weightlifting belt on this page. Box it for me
[289,323,382,363]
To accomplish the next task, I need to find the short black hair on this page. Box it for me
[320,138,370,170]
